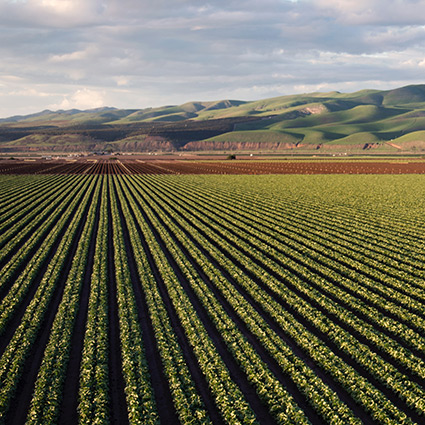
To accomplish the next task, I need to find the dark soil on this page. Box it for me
[4,158,425,175]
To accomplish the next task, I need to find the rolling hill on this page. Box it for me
[2,85,425,153]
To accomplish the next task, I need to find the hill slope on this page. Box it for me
[2,85,425,153]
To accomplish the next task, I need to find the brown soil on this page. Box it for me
[3,159,425,175]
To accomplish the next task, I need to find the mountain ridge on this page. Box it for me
[2,84,425,153]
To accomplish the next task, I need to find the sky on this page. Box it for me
[1,0,425,117]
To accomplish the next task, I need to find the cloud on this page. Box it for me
[314,0,425,25]
[1,0,425,117]
[114,76,130,87]
[51,88,106,110]
[0,0,106,27]
[49,45,98,63]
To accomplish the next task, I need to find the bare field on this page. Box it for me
[2,157,425,174]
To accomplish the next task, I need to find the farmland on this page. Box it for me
[1,164,425,424]
[3,157,425,175]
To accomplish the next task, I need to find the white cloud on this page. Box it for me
[0,0,106,27]
[39,0,74,13]
[114,77,130,87]
[8,87,51,97]
[0,74,25,83]
[49,45,98,63]
[51,88,106,110]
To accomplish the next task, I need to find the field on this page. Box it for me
[1,162,425,424]
[3,157,425,175]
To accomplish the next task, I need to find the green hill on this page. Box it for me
[2,84,425,153]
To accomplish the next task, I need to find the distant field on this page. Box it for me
[3,157,425,174]
[1,173,425,424]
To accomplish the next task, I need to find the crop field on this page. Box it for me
[1,171,425,424]
[3,158,425,175]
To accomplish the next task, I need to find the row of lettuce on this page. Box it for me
[0,174,424,424]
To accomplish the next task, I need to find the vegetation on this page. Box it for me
[2,85,425,152]
[1,172,425,423]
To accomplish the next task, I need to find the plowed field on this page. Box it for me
[2,158,425,174]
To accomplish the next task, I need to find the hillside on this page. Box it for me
[2,84,425,153]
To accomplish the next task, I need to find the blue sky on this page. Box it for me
[1,0,425,117]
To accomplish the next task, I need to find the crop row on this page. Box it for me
[127,175,423,423]
[121,175,359,424]
[0,176,98,423]
[1,174,424,424]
